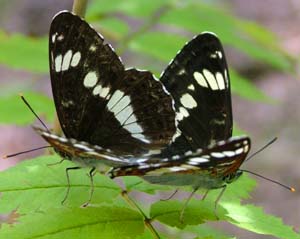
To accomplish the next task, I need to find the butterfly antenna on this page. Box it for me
[241,169,295,192]
[3,146,52,159]
[19,93,50,133]
[246,137,277,161]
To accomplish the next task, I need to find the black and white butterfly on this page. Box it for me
[35,11,176,170]
[34,10,252,208]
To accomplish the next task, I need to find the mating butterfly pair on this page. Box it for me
[36,11,251,207]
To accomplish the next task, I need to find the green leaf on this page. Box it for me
[122,176,172,195]
[0,92,55,125]
[230,70,271,102]
[149,175,256,228]
[0,31,47,73]
[203,174,256,203]
[0,155,120,213]
[90,18,129,40]
[232,124,246,136]
[224,203,300,239]
[185,225,235,239]
[129,32,272,104]
[150,199,218,229]
[88,0,173,17]
[160,3,293,71]
[129,32,187,64]
[0,206,144,239]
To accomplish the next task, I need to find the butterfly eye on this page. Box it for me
[223,171,243,184]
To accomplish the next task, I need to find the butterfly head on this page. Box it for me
[222,170,243,184]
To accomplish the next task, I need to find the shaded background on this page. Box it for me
[0,0,299,238]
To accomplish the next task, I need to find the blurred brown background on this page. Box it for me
[0,0,299,238]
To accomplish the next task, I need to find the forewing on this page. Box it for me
[160,33,233,154]
[49,11,175,155]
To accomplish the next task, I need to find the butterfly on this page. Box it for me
[34,10,177,204]
[108,32,252,219]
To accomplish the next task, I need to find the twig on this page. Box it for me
[121,190,161,239]
[117,4,171,55]
[72,0,88,17]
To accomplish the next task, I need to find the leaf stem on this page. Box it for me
[117,4,171,55]
[121,190,160,239]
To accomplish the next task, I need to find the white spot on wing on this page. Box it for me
[123,122,143,134]
[189,157,209,164]
[176,107,189,121]
[71,52,81,67]
[57,34,64,41]
[211,152,225,158]
[107,90,124,110]
[112,95,130,116]
[215,72,225,90]
[61,50,72,71]
[93,85,102,95]
[180,94,197,109]
[235,148,244,155]
[188,84,195,91]
[74,143,93,152]
[52,33,56,43]
[184,150,193,156]
[89,44,97,52]
[172,130,181,142]
[172,155,180,160]
[58,137,68,143]
[99,87,110,98]
[223,151,236,157]
[224,69,228,87]
[125,113,137,124]
[133,133,150,143]
[177,69,186,75]
[54,54,62,72]
[194,71,208,88]
[84,71,98,88]
[115,105,133,125]
[203,69,218,90]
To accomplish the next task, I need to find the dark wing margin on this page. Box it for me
[160,32,233,155]
[49,11,176,155]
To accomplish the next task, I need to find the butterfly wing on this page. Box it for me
[110,136,250,181]
[49,11,175,155]
[160,33,232,154]
[34,126,133,167]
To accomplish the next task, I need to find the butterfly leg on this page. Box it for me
[179,187,199,223]
[61,166,81,205]
[160,189,179,201]
[82,167,96,207]
[213,185,227,219]
[47,158,65,167]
